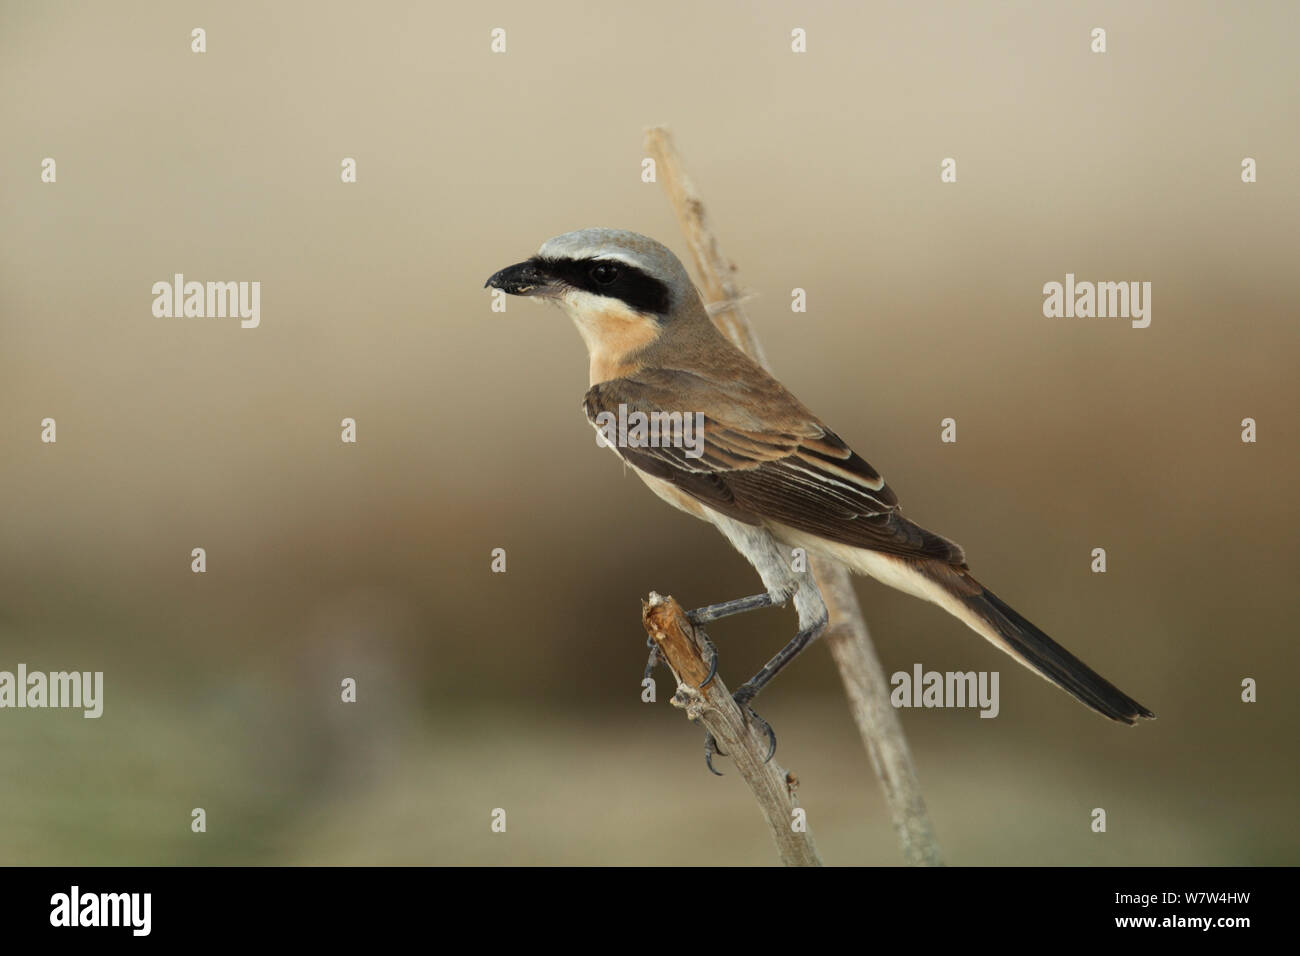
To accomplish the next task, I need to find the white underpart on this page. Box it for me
[703,514,828,631]
[769,526,948,606]
[600,442,827,631]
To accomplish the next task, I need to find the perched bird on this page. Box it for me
[486,228,1153,771]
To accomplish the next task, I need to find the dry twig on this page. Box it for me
[642,593,821,866]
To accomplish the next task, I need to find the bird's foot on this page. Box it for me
[703,682,776,776]
[642,635,662,682]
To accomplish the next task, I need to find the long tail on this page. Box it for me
[836,540,1156,723]
[800,529,1156,723]
[958,579,1155,724]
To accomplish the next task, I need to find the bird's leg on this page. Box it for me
[733,610,830,705]
[677,589,791,693]
[686,591,780,624]
[645,590,782,714]
[646,592,778,687]
[663,519,833,775]
[703,612,829,775]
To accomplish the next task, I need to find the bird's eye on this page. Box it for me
[590,263,619,285]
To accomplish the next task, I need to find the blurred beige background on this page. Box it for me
[1,0,1296,864]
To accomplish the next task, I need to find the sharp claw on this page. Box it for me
[757,716,777,763]
[732,685,777,763]
[698,635,718,688]
[643,636,663,682]
[704,732,725,776]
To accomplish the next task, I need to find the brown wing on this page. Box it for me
[583,370,967,567]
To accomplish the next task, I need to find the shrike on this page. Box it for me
[487,228,1153,770]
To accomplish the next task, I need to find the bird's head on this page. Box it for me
[485,228,709,381]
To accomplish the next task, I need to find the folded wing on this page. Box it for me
[584,369,966,566]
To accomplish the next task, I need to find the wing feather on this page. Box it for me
[584,371,966,567]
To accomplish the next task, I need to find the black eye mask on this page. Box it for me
[534,256,673,316]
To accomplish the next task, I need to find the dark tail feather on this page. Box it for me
[968,586,1155,725]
